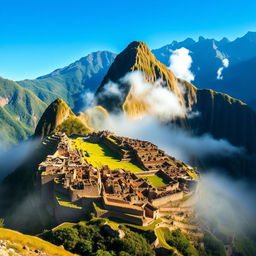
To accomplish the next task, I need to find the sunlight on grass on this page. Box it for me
[71,137,144,173]
[0,228,74,256]
[143,175,168,187]
[55,192,82,209]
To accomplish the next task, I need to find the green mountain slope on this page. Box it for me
[35,98,91,138]
[0,77,47,144]
[18,51,116,111]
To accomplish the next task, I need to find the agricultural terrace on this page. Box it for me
[71,137,144,173]
[143,175,169,187]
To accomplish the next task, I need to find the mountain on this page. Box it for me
[18,51,116,112]
[152,31,256,109]
[0,77,47,144]
[96,41,197,114]
[0,51,115,145]
[35,98,91,138]
[96,40,256,179]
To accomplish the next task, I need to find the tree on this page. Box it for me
[166,229,197,256]
[95,249,114,256]
[52,227,79,251]
[0,219,4,228]
[203,232,225,256]
[75,239,93,255]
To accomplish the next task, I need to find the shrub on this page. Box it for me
[51,227,79,251]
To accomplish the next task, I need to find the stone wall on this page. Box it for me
[151,191,183,207]
[41,174,61,185]
[70,185,100,201]
[103,196,144,216]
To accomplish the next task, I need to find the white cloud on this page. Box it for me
[96,71,186,121]
[169,47,195,82]
[121,71,185,121]
[98,80,123,98]
[99,114,242,163]
[217,58,229,80]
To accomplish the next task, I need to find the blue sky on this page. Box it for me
[0,0,256,80]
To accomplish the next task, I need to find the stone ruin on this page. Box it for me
[38,131,198,226]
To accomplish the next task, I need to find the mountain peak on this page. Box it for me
[96,41,197,115]
[34,98,91,138]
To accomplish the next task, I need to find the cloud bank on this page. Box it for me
[0,139,40,182]
[98,114,242,163]
[169,47,195,82]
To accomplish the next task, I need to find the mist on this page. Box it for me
[195,171,256,241]
[0,139,40,182]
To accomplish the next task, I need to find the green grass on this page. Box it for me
[0,228,74,256]
[55,191,82,209]
[143,175,169,187]
[187,170,198,180]
[93,201,107,212]
[71,137,144,173]
[52,222,77,231]
[155,227,173,249]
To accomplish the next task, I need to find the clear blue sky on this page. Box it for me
[0,0,255,80]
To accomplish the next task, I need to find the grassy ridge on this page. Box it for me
[0,228,75,256]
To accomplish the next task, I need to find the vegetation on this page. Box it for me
[165,229,198,256]
[0,218,4,227]
[18,51,116,110]
[0,228,74,256]
[71,137,144,173]
[55,116,91,136]
[0,77,47,145]
[41,219,155,256]
[202,232,225,256]
[143,174,169,187]
[34,98,91,139]
[55,191,82,209]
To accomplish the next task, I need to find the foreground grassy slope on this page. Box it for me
[0,228,75,256]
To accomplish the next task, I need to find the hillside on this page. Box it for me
[18,51,116,112]
[35,98,91,139]
[0,228,75,256]
[96,41,197,115]
[0,77,47,144]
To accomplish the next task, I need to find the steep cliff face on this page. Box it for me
[190,89,256,153]
[35,98,91,138]
[96,41,197,114]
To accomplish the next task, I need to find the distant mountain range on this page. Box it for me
[1,31,256,145]
[153,31,256,108]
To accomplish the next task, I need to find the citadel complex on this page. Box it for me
[38,131,198,226]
